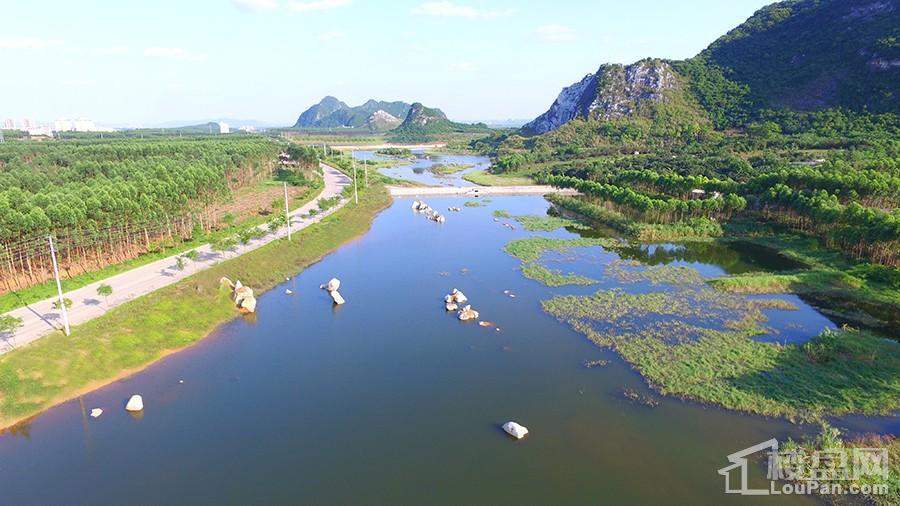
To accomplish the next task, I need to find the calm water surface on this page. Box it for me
[1,196,895,505]
[353,150,490,186]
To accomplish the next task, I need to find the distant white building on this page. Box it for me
[27,126,54,137]
[3,119,15,129]
[21,118,35,129]
[53,118,113,133]
[216,122,230,134]
[54,118,74,132]
[239,125,256,133]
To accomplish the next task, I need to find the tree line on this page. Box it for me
[0,137,281,292]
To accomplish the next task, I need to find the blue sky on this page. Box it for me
[0,0,774,126]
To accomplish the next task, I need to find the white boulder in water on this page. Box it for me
[90,408,103,418]
[330,290,345,305]
[450,288,468,304]
[457,305,479,321]
[320,278,341,292]
[285,289,293,295]
[502,421,529,440]
[125,395,144,412]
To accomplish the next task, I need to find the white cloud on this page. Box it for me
[449,61,478,72]
[0,37,63,50]
[61,78,96,87]
[232,0,279,11]
[93,46,129,56]
[412,1,514,19]
[318,31,345,41]
[287,0,351,13]
[144,47,207,62]
[535,24,576,42]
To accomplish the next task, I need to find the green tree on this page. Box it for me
[96,283,113,308]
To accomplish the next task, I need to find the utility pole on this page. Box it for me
[0,130,4,143]
[284,182,292,241]
[48,236,71,336]
[364,157,368,187]
[352,151,358,204]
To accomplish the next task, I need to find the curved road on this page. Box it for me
[0,163,351,355]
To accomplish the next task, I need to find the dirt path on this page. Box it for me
[0,163,351,355]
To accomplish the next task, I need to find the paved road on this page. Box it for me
[388,185,578,197]
[0,163,351,355]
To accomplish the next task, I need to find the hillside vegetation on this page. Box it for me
[0,137,322,295]
[473,0,899,334]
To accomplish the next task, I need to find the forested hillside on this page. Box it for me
[0,137,295,292]
[474,0,900,332]
[701,0,899,114]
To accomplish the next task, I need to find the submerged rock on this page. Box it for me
[445,301,458,311]
[457,305,479,321]
[330,290,345,305]
[285,289,293,295]
[125,395,144,412]
[502,421,529,440]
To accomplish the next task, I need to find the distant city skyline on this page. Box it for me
[1,0,775,126]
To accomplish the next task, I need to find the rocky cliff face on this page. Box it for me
[364,110,401,131]
[400,102,449,128]
[523,59,678,135]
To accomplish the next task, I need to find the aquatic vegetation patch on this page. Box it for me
[512,214,590,232]
[543,284,900,419]
[504,237,618,263]
[606,262,707,285]
[520,263,597,287]
[622,388,660,408]
[492,210,511,218]
[464,198,491,207]
[429,163,474,175]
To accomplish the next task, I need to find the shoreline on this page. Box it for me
[328,142,446,150]
[0,184,392,431]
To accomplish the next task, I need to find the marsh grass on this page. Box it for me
[504,237,618,263]
[513,215,590,232]
[542,280,899,420]
[521,263,597,287]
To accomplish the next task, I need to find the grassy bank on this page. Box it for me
[463,170,535,186]
[0,183,391,430]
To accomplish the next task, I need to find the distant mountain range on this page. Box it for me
[293,97,411,131]
[523,0,899,135]
[292,97,492,139]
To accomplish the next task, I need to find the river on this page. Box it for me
[0,156,895,504]
[353,150,489,187]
